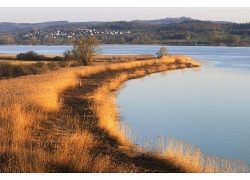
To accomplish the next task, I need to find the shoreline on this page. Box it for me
[0,56,203,172]
[54,57,202,172]
[0,44,250,48]
[0,56,248,172]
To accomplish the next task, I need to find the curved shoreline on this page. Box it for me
[73,59,247,173]
[59,58,200,172]
[2,56,247,172]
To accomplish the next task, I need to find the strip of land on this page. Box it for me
[0,54,154,79]
[0,56,248,172]
[58,58,200,172]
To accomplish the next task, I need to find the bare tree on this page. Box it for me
[72,36,101,65]
[156,47,169,59]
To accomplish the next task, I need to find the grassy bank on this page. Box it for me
[0,56,247,172]
[0,55,154,79]
[0,61,83,80]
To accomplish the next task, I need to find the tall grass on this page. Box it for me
[0,61,84,80]
[0,55,247,172]
[92,55,154,62]
[90,61,248,173]
[133,136,249,173]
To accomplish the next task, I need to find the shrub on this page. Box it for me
[63,50,73,61]
[34,62,45,68]
[156,47,169,59]
[53,56,64,61]
[47,62,60,71]
[16,51,48,61]
[0,63,15,78]
[58,61,69,68]
[70,61,84,67]
[13,65,29,76]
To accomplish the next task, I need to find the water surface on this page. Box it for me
[1,45,250,70]
[1,45,250,165]
[114,46,250,165]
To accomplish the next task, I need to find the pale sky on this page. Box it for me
[0,7,249,23]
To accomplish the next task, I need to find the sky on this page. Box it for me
[0,7,249,23]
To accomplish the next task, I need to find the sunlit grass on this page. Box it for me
[1,55,245,172]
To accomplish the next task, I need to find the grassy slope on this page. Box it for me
[0,56,248,172]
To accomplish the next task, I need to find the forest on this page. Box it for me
[0,20,249,46]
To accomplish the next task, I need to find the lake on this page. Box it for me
[1,45,250,71]
[1,45,250,165]
[112,46,250,165]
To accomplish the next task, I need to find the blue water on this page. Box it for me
[117,68,250,165]
[1,45,250,71]
[1,45,250,165]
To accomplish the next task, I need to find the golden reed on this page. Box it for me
[0,55,247,172]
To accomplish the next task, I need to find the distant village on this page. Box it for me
[0,20,248,46]
[11,28,131,40]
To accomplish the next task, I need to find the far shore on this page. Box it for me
[0,44,250,48]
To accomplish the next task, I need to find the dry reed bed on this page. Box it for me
[0,55,196,110]
[88,62,248,173]
[0,56,247,172]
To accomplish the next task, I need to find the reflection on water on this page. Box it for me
[117,65,250,165]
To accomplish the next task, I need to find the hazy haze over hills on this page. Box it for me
[0,17,235,33]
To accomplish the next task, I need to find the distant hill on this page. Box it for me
[0,21,108,33]
[0,21,70,32]
[131,17,197,24]
[0,17,249,46]
[0,17,234,33]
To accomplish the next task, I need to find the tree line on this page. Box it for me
[0,21,249,46]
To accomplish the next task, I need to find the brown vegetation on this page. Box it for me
[93,55,154,62]
[0,56,248,172]
[0,54,155,79]
[0,61,83,80]
[0,54,155,63]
